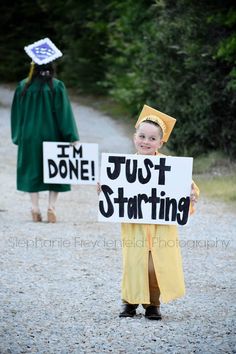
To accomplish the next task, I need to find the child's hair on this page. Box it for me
[21,63,55,96]
[137,119,164,139]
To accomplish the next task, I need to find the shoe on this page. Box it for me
[47,208,56,223]
[119,304,138,318]
[31,210,42,222]
[145,306,162,320]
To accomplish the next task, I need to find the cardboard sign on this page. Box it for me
[43,142,98,185]
[98,153,193,225]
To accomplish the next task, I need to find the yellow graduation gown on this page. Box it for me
[121,181,199,304]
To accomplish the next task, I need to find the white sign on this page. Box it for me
[43,142,99,185]
[98,153,193,225]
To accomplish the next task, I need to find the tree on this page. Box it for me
[0,0,55,81]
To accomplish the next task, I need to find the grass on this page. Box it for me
[193,151,236,207]
[192,151,232,175]
[195,173,236,204]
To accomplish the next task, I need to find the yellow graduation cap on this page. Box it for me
[135,104,176,142]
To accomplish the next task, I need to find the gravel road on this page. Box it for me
[0,84,235,354]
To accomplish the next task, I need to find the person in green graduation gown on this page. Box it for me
[11,38,79,223]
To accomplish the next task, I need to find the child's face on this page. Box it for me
[133,122,163,155]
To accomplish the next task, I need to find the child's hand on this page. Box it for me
[97,182,102,195]
[190,182,198,207]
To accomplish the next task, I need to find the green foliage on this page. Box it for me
[102,0,236,157]
[101,0,153,112]
[0,0,55,81]
[39,0,112,92]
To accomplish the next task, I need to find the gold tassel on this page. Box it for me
[27,61,35,82]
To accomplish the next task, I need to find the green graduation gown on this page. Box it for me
[11,78,79,192]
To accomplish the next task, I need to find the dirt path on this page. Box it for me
[0,84,235,353]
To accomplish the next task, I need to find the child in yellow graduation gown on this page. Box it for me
[119,105,199,320]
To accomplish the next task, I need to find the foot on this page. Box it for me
[119,304,138,318]
[31,210,42,222]
[47,208,56,223]
[145,306,162,320]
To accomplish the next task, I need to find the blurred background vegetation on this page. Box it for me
[1,0,236,203]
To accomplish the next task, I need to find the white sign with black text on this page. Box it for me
[98,153,193,225]
[43,142,99,185]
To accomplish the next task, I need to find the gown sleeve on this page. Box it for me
[11,84,22,145]
[53,80,79,142]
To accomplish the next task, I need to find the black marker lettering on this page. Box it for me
[99,185,114,217]
[48,159,58,178]
[177,197,190,225]
[158,191,166,219]
[59,160,67,178]
[138,158,153,184]
[154,158,171,185]
[148,188,160,219]
[126,159,138,183]
[165,198,177,221]
[73,145,83,158]
[114,187,128,217]
[57,144,70,158]
[80,160,89,180]
[127,196,137,219]
[69,159,79,179]
[137,193,149,218]
[107,156,126,180]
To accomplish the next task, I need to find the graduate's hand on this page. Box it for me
[190,182,198,207]
[70,141,79,147]
[97,182,102,195]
